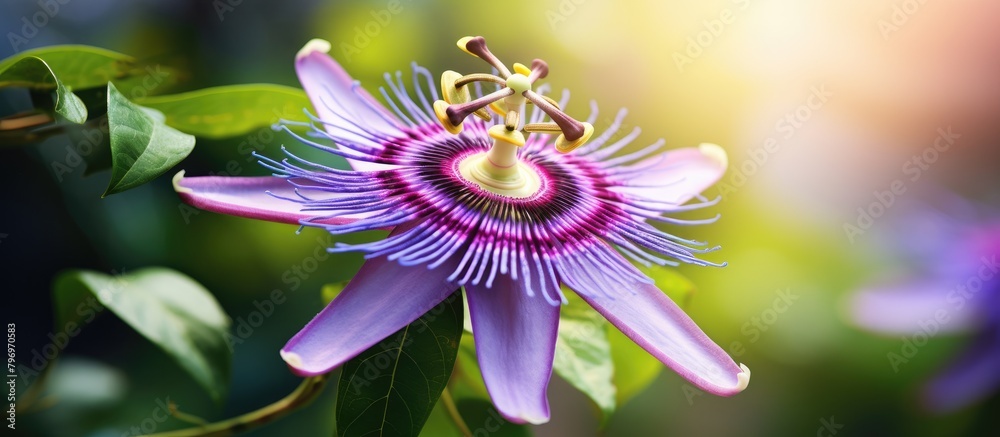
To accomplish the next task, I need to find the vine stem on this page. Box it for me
[143,374,331,437]
[440,389,472,437]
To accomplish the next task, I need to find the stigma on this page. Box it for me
[433,36,594,198]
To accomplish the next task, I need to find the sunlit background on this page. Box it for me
[4,0,1000,435]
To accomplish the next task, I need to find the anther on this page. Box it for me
[523,123,562,134]
[505,110,520,131]
[524,90,585,140]
[457,36,512,78]
[528,59,549,83]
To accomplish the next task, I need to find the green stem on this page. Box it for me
[440,389,472,437]
[16,356,55,412]
[143,374,330,437]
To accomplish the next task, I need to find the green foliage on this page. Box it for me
[52,268,231,402]
[336,290,464,437]
[137,84,312,138]
[555,268,698,414]
[640,265,698,307]
[104,82,195,196]
[0,45,176,92]
[552,292,616,424]
[607,327,662,406]
[455,399,532,437]
[0,56,87,123]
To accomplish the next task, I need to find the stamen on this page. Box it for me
[523,123,563,134]
[528,59,548,83]
[458,36,512,78]
[443,87,514,126]
[523,90,584,141]
[455,73,506,88]
[505,110,520,131]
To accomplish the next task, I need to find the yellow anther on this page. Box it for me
[440,70,470,105]
[489,101,507,116]
[488,124,525,147]
[513,62,531,76]
[554,122,594,153]
[456,36,476,56]
[433,100,463,134]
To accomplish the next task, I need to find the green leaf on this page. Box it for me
[639,265,698,307]
[452,333,490,401]
[552,292,616,424]
[455,399,532,437]
[136,84,312,138]
[52,268,231,402]
[608,327,662,406]
[336,290,464,437]
[321,281,349,305]
[0,45,172,92]
[0,56,87,123]
[104,81,195,196]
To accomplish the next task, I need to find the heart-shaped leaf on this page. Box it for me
[136,84,312,138]
[52,268,231,402]
[0,56,87,123]
[104,81,195,196]
[336,289,463,437]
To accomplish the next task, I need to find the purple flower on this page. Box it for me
[173,37,750,424]
[848,206,1000,413]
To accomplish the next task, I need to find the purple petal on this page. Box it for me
[173,171,361,226]
[466,274,560,425]
[613,143,728,207]
[848,282,976,336]
[295,39,403,172]
[923,326,1000,413]
[577,279,750,396]
[280,252,459,376]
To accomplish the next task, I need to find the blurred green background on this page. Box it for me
[3,0,1000,435]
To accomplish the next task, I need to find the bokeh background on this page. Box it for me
[3,0,1000,435]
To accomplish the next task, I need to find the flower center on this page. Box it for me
[433,36,594,198]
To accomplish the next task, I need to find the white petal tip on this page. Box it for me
[735,363,751,392]
[699,142,728,170]
[296,38,332,61]
[172,170,193,194]
[524,415,549,425]
[280,350,304,368]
